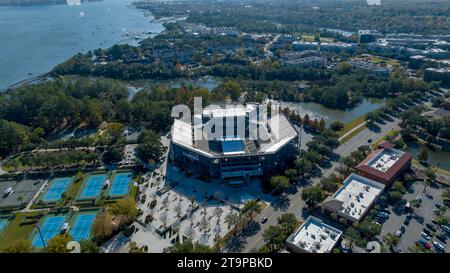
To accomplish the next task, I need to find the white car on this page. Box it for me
[3,187,13,197]
[432,241,445,252]
[442,225,450,233]
[421,232,431,241]
[395,230,402,237]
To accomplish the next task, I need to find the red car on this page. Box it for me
[417,239,432,250]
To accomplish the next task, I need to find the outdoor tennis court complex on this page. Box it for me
[41,177,72,203]
[31,212,97,248]
[0,219,10,236]
[109,172,132,197]
[76,172,133,200]
[78,174,107,199]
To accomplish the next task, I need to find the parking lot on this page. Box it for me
[379,180,449,253]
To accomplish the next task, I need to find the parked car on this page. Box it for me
[416,196,423,203]
[423,228,432,235]
[400,226,406,233]
[417,239,432,249]
[406,213,413,220]
[395,230,402,237]
[432,241,445,252]
[377,212,389,219]
[442,225,450,233]
[436,234,447,243]
[3,187,13,198]
[404,218,410,226]
[421,232,431,241]
[261,217,268,224]
[426,223,437,232]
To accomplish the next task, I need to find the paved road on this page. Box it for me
[241,117,401,252]
[338,121,367,142]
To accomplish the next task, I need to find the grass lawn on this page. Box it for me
[368,56,400,66]
[338,115,366,138]
[301,35,333,43]
[371,130,400,148]
[66,179,83,202]
[339,125,367,144]
[0,212,43,252]
[131,185,139,200]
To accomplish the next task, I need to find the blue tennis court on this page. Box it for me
[32,216,65,248]
[42,177,71,202]
[0,220,9,234]
[70,213,96,242]
[109,173,132,196]
[79,174,106,199]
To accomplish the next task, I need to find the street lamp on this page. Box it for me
[36,224,46,248]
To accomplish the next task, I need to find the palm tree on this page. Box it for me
[225,212,241,234]
[242,200,262,224]
[382,233,400,252]
[423,167,436,193]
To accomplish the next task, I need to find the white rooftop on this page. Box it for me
[367,148,404,173]
[171,103,297,156]
[202,104,256,118]
[330,173,385,221]
[287,216,342,253]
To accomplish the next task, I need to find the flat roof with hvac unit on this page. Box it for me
[321,173,385,223]
[356,142,412,185]
[286,216,342,253]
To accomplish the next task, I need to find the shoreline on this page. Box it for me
[0,3,166,92]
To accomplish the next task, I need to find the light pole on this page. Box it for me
[36,224,46,248]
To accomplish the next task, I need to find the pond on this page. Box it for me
[158,76,222,92]
[405,143,450,172]
[281,98,385,127]
[131,75,222,92]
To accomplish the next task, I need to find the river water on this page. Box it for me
[282,98,385,127]
[406,143,450,172]
[0,0,163,89]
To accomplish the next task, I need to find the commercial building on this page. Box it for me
[348,60,390,77]
[292,41,319,51]
[319,42,357,54]
[355,142,413,185]
[321,173,385,224]
[285,216,342,253]
[170,103,299,181]
[358,30,383,44]
[424,67,450,83]
[284,56,327,68]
